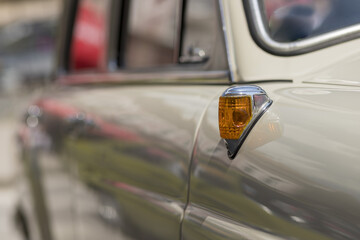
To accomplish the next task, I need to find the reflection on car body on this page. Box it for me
[17,0,360,240]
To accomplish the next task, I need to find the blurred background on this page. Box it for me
[0,0,61,238]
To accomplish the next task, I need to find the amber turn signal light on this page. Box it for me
[218,86,272,159]
[219,96,252,139]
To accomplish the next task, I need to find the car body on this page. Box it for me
[18,0,360,240]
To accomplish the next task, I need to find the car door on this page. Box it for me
[52,0,229,240]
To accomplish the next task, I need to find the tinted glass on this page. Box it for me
[181,0,228,70]
[123,0,179,68]
[260,0,360,42]
[70,0,111,71]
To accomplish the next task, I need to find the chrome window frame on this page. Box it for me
[58,70,230,85]
[244,0,360,56]
[219,0,235,82]
[58,0,232,85]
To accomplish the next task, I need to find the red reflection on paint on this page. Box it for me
[35,99,142,143]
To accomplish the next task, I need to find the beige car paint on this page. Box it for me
[223,0,360,83]
[20,0,360,240]
[183,82,360,239]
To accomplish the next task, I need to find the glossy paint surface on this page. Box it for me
[22,80,360,240]
[22,84,227,240]
[20,100,77,240]
[21,0,360,239]
[23,81,360,240]
[183,82,360,240]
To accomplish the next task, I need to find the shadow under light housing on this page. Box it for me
[219,86,273,159]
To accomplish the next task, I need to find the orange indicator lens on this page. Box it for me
[219,96,252,139]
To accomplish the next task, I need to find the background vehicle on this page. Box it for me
[19,0,360,240]
[0,19,57,94]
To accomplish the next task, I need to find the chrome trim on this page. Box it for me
[59,70,230,85]
[247,0,360,55]
[221,85,266,97]
[174,0,184,63]
[218,0,236,82]
[107,0,121,71]
[220,85,273,159]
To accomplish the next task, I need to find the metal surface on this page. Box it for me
[183,82,360,240]
[22,84,228,240]
[21,0,360,239]
[58,70,230,85]
[218,0,236,82]
[221,85,266,96]
[22,81,360,240]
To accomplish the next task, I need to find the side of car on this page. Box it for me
[19,0,360,240]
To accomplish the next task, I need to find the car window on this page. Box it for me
[70,0,111,71]
[66,0,229,78]
[122,0,180,69]
[120,0,228,71]
[180,0,228,70]
[259,0,360,43]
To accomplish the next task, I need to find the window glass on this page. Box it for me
[70,0,111,71]
[123,0,179,68]
[259,0,360,42]
[181,0,228,70]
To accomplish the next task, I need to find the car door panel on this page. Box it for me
[38,84,226,240]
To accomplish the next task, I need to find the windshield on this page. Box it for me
[259,0,360,43]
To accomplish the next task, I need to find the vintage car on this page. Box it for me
[17,0,360,240]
